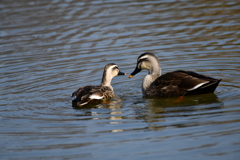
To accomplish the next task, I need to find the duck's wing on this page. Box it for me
[175,70,221,95]
[147,70,221,97]
[72,85,114,106]
[78,90,104,106]
[71,85,96,101]
[71,85,102,102]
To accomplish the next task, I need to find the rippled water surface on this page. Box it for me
[1,0,240,159]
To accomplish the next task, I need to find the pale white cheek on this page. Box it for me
[113,70,118,76]
[141,63,149,69]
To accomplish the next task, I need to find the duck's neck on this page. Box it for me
[149,60,161,76]
[142,62,161,95]
[142,74,159,95]
[101,71,113,90]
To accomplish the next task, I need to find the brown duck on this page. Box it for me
[72,63,126,106]
[129,52,221,97]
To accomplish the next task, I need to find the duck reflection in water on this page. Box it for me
[132,93,223,131]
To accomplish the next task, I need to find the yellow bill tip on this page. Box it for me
[128,75,133,78]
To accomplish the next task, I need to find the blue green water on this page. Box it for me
[1,0,240,159]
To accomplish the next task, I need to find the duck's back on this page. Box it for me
[145,70,221,97]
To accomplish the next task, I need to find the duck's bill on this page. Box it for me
[129,67,141,78]
[118,71,127,75]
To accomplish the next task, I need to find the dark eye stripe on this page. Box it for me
[138,58,148,62]
[112,66,118,70]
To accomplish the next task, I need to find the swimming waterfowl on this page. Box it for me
[129,52,221,97]
[72,63,126,106]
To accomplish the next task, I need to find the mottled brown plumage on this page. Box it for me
[129,52,221,97]
[72,85,115,106]
[72,63,125,106]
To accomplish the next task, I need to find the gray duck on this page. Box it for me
[72,63,126,106]
[129,52,221,97]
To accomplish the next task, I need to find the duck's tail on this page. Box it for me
[186,79,221,95]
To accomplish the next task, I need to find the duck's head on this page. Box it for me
[129,52,160,78]
[101,63,126,86]
[105,63,126,77]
